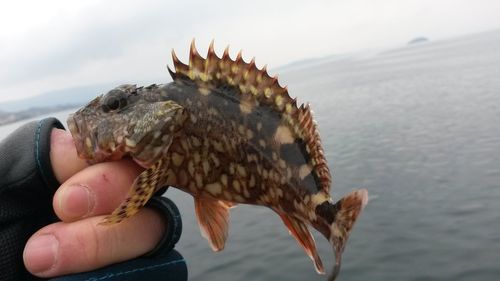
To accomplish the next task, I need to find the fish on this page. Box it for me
[67,40,368,280]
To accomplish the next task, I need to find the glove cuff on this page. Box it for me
[144,196,183,257]
[34,118,65,192]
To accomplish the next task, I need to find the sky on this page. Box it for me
[1,0,499,103]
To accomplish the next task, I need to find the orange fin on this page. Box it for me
[219,200,238,209]
[195,196,231,251]
[100,158,169,224]
[279,213,325,274]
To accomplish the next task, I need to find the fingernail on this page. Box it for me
[24,234,58,274]
[59,184,94,218]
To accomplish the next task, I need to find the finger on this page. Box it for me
[23,207,166,277]
[50,128,88,183]
[53,159,143,222]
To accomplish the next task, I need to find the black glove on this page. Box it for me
[0,118,186,281]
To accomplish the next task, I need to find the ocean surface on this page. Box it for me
[1,30,500,280]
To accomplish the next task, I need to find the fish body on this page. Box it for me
[67,41,368,280]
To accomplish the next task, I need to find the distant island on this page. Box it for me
[408,37,429,45]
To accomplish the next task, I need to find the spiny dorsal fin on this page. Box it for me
[168,40,331,193]
[298,104,331,189]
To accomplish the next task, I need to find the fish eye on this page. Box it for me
[102,90,128,112]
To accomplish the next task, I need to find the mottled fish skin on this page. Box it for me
[67,40,368,281]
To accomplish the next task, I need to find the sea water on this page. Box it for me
[1,30,499,281]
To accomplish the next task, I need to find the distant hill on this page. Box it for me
[0,105,78,125]
[0,83,119,125]
[0,84,114,112]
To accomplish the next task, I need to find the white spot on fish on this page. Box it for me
[221,174,228,186]
[257,122,263,131]
[172,152,184,167]
[246,129,254,140]
[195,173,203,188]
[204,181,219,195]
[234,194,245,202]
[202,160,210,176]
[199,87,211,96]
[125,138,137,148]
[274,125,294,144]
[188,160,195,176]
[236,164,247,177]
[85,137,92,148]
[190,114,198,123]
[239,100,253,114]
[233,180,241,193]
[299,164,312,179]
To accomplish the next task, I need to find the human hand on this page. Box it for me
[23,128,167,278]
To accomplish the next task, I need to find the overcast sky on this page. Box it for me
[1,0,499,102]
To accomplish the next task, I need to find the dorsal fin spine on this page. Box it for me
[205,40,216,76]
[168,41,332,192]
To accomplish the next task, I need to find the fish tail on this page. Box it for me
[314,189,368,281]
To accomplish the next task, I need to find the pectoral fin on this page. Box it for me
[279,213,325,274]
[101,158,169,224]
[219,200,238,209]
[194,196,232,251]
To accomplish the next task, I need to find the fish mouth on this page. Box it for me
[67,113,85,156]
[67,113,102,162]
[67,113,125,163]
[67,114,81,138]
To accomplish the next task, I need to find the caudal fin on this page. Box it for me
[314,189,368,281]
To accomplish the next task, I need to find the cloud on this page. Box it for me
[1,0,500,102]
[0,1,180,84]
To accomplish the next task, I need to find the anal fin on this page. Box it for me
[100,158,169,224]
[195,196,232,251]
[279,213,325,274]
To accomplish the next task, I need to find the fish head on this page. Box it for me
[67,84,185,165]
